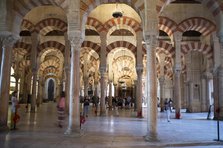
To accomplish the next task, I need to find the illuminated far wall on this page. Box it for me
[10,67,20,100]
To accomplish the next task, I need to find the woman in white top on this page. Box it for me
[11,91,18,129]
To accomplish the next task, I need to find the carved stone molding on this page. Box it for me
[0,33,19,48]
[173,31,183,42]
[68,30,83,50]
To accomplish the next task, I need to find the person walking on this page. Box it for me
[164,98,171,122]
[11,91,19,129]
[83,96,90,117]
[57,91,66,128]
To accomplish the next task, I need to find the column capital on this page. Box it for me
[159,76,165,83]
[136,65,143,73]
[99,66,106,74]
[174,65,181,72]
[0,33,19,48]
[68,30,83,49]
[173,31,183,42]
[218,33,223,44]
[144,33,157,47]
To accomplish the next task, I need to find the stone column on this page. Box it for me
[99,31,107,116]
[136,67,143,117]
[108,81,113,110]
[174,69,182,117]
[173,31,182,119]
[159,76,165,112]
[136,30,143,117]
[65,31,82,134]
[187,81,193,112]
[201,76,207,111]
[216,66,223,119]
[206,74,212,108]
[144,34,158,141]
[99,68,106,116]
[30,32,39,113]
[0,34,17,129]
[64,33,71,112]
[113,83,117,97]
[83,52,89,96]
[37,76,43,107]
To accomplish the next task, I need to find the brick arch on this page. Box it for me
[39,59,60,72]
[82,0,144,20]
[104,16,142,33]
[13,0,67,17]
[107,41,137,55]
[157,0,222,17]
[81,41,101,54]
[36,18,67,35]
[157,41,175,58]
[21,19,35,32]
[14,42,32,55]
[18,60,31,71]
[38,41,65,54]
[178,17,216,36]
[86,17,104,32]
[159,16,178,37]
[181,42,213,60]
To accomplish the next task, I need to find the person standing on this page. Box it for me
[83,96,90,117]
[164,98,171,122]
[11,91,19,129]
[57,91,66,128]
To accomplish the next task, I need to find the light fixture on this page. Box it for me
[112,3,123,18]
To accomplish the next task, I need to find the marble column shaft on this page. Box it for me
[145,35,157,139]
[0,35,15,128]
[136,68,143,117]
[201,78,207,111]
[108,81,112,109]
[30,32,39,113]
[173,32,182,119]
[99,31,107,116]
[65,35,81,134]
[159,77,165,112]
[64,33,70,112]
[100,69,106,116]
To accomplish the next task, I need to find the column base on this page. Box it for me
[144,133,158,142]
[64,127,82,137]
[0,125,9,132]
[137,111,143,118]
[30,107,36,113]
[175,112,181,119]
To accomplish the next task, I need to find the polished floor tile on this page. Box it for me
[0,102,223,148]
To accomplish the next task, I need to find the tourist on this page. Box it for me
[57,91,66,128]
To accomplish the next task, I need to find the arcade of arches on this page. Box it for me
[0,0,223,139]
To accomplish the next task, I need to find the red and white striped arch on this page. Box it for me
[13,0,67,17]
[157,0,222,17]
[157,40,175,58]
[38,41,65,54]
[35,18,67,35]
[104,17,142,33]
[107,41,137,55]
[86,17,104,32]
[21,19,35,32]
[181,42,213,60]
[159,16,178,37]
[178,17,216,36]
[81,41,101,54]
[14,42,32,55]
[18,60,31,71]
[39,59,60,72]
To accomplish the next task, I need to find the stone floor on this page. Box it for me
[0,102,223,148]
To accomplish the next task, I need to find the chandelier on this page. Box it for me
[112,3,123,18]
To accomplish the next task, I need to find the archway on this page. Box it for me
[48,79,55,101]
